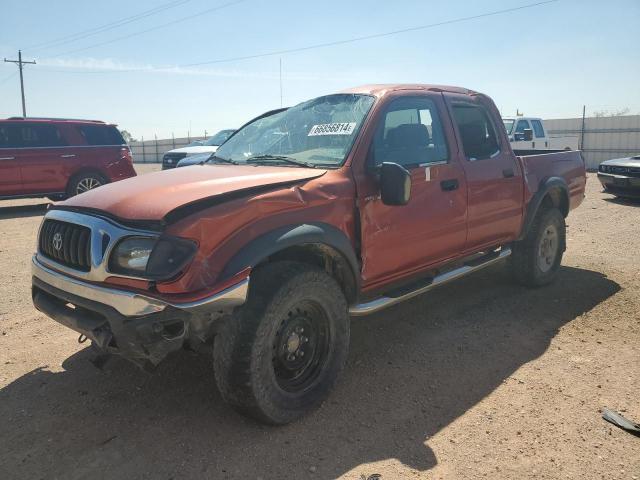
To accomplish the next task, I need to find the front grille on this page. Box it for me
[600,165,640,177]
[162,153,187,169]
[39,220,92,271]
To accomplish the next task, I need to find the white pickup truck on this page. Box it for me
[503,117,578,151]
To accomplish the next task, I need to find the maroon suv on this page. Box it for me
[0,117,136,200]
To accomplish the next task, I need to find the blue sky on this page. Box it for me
[1,0,638,139]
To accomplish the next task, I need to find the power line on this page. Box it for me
[183,0,558,66]
[24,0,193,53]
[41,0,249,60]
[33,0,558,75]
[0,72,18,84]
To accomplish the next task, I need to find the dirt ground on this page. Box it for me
[0,166,638,480]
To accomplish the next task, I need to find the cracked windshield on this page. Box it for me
[214,93,375,167]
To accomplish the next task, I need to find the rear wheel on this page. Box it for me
[510,207,566,287]
[213,261,350,425]
[67,172,107,197]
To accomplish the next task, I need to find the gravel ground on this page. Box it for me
[0,166,638,480]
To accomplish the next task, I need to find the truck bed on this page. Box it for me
[516,149,587,212]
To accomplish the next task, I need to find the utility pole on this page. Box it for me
[4,50,36,117]
[579,105,586,151]
[279,57,283,107]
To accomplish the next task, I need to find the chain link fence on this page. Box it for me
[128,115,640,170]
[129,135,207,163]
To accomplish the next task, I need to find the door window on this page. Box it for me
[515,120,530,134]
[0,126,9,148]
[76,125,125,146]
[530,119,545,138]
[6,124,67,148]
[451,104,500,160]
[371,96,448,167]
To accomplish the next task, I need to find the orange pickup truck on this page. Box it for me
[31,84,586,424]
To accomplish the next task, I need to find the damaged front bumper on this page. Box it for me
[31,256,248,368]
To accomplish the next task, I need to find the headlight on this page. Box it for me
[109,237,156,276]
[109,236,197,280]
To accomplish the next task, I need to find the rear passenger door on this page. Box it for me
[448,99,523,252]
[13,123,71,194]
[0,124,22,196]
[530,119,548,148]
[74,123,126,172]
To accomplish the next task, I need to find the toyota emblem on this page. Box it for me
[52,232,63,251]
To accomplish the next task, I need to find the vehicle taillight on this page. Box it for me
[120,147,133,164]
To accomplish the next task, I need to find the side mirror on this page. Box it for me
[380,162,411,206]
[523,128,533,141]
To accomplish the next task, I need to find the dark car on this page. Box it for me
[598,155,640,198]
[0,117,136,200]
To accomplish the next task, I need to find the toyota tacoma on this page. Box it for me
[31,84,586,424]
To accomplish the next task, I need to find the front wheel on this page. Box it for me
[213,261,350,425]
[510,207,566,287]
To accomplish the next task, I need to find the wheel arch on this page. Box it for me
[519,176,569,240]
[220,223,360,303]
[66,167,110,194]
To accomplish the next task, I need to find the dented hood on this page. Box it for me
[61,164,326,222]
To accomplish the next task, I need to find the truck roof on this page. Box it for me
[503,116,543,121]
[341,84,478,97]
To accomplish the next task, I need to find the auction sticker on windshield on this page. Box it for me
[308,122,357,136]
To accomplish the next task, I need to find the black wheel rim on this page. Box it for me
[272,300,330,393]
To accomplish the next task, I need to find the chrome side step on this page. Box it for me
[349,247,512,316]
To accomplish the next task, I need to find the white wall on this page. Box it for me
[545,115,640,170]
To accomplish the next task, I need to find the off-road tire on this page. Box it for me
[510,207,566,287]
[66,172,108,197]
[213,261,350,425]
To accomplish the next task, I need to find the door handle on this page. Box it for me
[502,168,514,178]
[440,179,459,191]
[60,154,76,158]
[0,156,16,160]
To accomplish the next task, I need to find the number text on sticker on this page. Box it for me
[308,122,357,136]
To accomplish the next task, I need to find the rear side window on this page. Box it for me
[0,126,9,148]
[452,104,500,160]
[2,123,67,148]
[530,119,545,138]
[76,125,125,145]
[371,96,449,167]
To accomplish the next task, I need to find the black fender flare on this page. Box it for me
[518,176,569,240]
[221,222,361,292]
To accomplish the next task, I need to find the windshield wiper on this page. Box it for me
[246,154,317,169]
[207,154,239,165]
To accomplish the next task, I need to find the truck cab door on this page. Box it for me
[447,98,523,252]
[530,119,548,149]
[355,93,468,290]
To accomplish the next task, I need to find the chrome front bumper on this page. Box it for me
[31,255,249,317]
